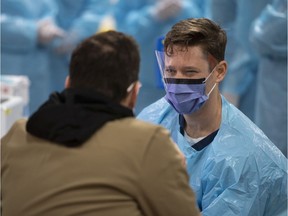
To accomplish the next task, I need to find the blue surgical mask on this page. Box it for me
[164,71,216,114]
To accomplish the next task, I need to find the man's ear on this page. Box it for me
[127,86,137,109]
[127,82,142,109]
[121,82,141,110]
[215,61,227,83]
[65,76,71,88]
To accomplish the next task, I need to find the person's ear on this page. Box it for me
[65,76,71,88]
[215,61,227,83]
[121,81,141,110]
[127,82,142,109]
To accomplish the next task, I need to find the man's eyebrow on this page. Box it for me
[181,66,199,70]
[165,65,176,69]
[164,66,200,71]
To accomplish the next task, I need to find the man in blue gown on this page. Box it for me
[138,17,287,215]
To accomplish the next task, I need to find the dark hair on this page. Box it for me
[69,31,140,102]
[164,18,227,63]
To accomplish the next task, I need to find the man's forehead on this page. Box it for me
[166,45,206,58]
[165,46,217,69]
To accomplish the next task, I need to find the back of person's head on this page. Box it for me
[69,31,140,102]
[164,18,227,64]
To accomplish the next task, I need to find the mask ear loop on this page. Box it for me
[207,83,217,96]
[126,81,141,114]
[127,81,142,94]
[127,82,135,92]
[204,64,218,96]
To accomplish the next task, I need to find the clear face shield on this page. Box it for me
[155,50,217,92]
[155,50,168,88]
[155,50,218,114]
[156,50,193,96]
[156,50,208,80]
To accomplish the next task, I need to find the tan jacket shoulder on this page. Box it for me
[1,117,200,216]
[95,118,200,216]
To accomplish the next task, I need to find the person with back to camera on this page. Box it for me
[138,18,288,216]
[1,31,201,216]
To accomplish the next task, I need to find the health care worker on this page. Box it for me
[48,0,110,93]
[1,0,58,114]
[138,18,287,215]
[250,0,287,156]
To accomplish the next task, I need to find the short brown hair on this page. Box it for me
[164,18,227,63]
[69,31,140,102]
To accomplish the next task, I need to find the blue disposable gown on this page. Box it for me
[138,96,287,215]
[206,0,271,120]
[250,0,287,156]
[48,0,109,92]
[1,0,56,114]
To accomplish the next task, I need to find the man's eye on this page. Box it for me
[165,69,176,74]
[184,71,197,76]
[185,71,196,74]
